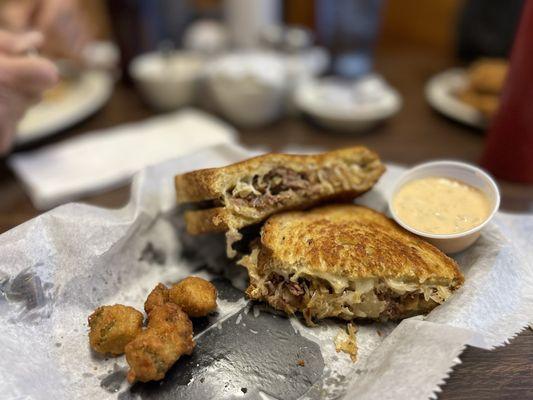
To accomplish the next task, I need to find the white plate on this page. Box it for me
[425,68,487,129]
[16,70,114,145]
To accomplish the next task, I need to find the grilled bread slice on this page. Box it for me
[175,147,385,256]
[241,204,464,325]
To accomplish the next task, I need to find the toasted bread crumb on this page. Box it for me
[334,323,358,363]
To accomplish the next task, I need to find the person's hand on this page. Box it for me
[33,0,91,59]
[0,30,58,155]
[0,0,91,60]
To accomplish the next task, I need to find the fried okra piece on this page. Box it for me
[125,303,195,383]
[88,305,143,356]
[147,301,193,332]
[144,283,170,315]
[168,277,218,317]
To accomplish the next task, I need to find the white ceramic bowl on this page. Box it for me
[388,161,500,254]
[295,76,402,133]
[205,52,288,128]
[129,51,204,111]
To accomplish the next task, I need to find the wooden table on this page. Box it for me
[1,47,532,398]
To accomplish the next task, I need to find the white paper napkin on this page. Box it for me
[8,109,236,210]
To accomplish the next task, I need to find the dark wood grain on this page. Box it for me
[0,46,532,398]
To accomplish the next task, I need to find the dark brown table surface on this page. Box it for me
[1,47,532,399]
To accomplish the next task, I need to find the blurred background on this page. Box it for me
[0,0,531,232]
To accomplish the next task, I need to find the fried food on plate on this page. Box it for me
[467,58,508,95]
[241,204,464,325]
[42,80,72,102]
[456,87,500,117]
[88,305,143,356]
[175,146,385,256]
[169,277,218,318]
[125,303,195,383]
[455,58,508,118]
[144,283,170,315]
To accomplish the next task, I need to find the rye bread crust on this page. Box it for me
[256,204,463,284]
[175,146,382,204]
[176,146,385,235]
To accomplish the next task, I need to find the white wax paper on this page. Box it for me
[1,143,532,400]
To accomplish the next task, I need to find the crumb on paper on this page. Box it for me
[377,330,383,337]
[297,359,305,366]
[334,323,358,363]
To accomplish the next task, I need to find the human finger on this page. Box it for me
[0,54,58,94]
[0,30,44,55]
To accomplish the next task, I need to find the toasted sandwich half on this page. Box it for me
[175,147,385,256]
[241,204,464,324]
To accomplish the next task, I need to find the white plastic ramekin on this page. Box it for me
[388,161,500,254]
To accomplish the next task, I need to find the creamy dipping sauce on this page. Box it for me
[393,177,492,235]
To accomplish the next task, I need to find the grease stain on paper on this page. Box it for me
[0,266,55,322]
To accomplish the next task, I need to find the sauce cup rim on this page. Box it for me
[388,160,501,240]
